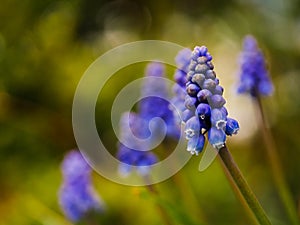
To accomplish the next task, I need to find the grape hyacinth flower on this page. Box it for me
[117,112,158,176]
[59,150,104,222]
[140,62,179,139]
[175,46,239,155]
[237,35,274,97]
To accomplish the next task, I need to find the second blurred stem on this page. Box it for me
[255,96,300,225]
[144,178,173,225]
[171,171,207,222]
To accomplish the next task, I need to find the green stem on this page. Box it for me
[218,145,272,225]
[255,96,300,225]
[220,161,259,224]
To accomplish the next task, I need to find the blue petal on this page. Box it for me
[211,108,227,130]
[186,83,200,97]
[187,134,206,155]
[196,103,211,119]
[192,73,206,86]
[213,85,224,95]
[225,118,240,136]
[197,89,212,102]
[185,116,200,139]
[209,94,226,108]
[184,96,197,110]
[208,127,226,149]
[202,78,217,91]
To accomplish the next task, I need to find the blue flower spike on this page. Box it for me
[237,35,274,97]
[172,46,240,154]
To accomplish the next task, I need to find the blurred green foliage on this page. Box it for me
[1,0,300,224]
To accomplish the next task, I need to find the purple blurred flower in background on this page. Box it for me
[117,112,157,176]
[116,62,184,176]
[59,150,104,222]
[237,35,274,97]
[171,49,192,127]
[174,48,192,87]
[173,46,239,155]
[140,62,180,139]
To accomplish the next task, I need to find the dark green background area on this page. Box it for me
[0,0,300,224]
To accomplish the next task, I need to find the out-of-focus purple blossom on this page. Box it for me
[171,49,193,129]
[117,144,158,176]
[237,35,274,97]
[172,46,239,154]
[59,151,104,222]
[116,61,186,176]
[61,150,91,182]
[119,112,150,151]
[140,62,180,139]
[175,48,192,86]
[116,112,158,176]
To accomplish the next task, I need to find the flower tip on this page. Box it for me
[243,35,258,51]
[145,62,165,77]
[61,150,91,179]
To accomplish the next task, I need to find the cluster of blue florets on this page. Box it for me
[177,46,239,155]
